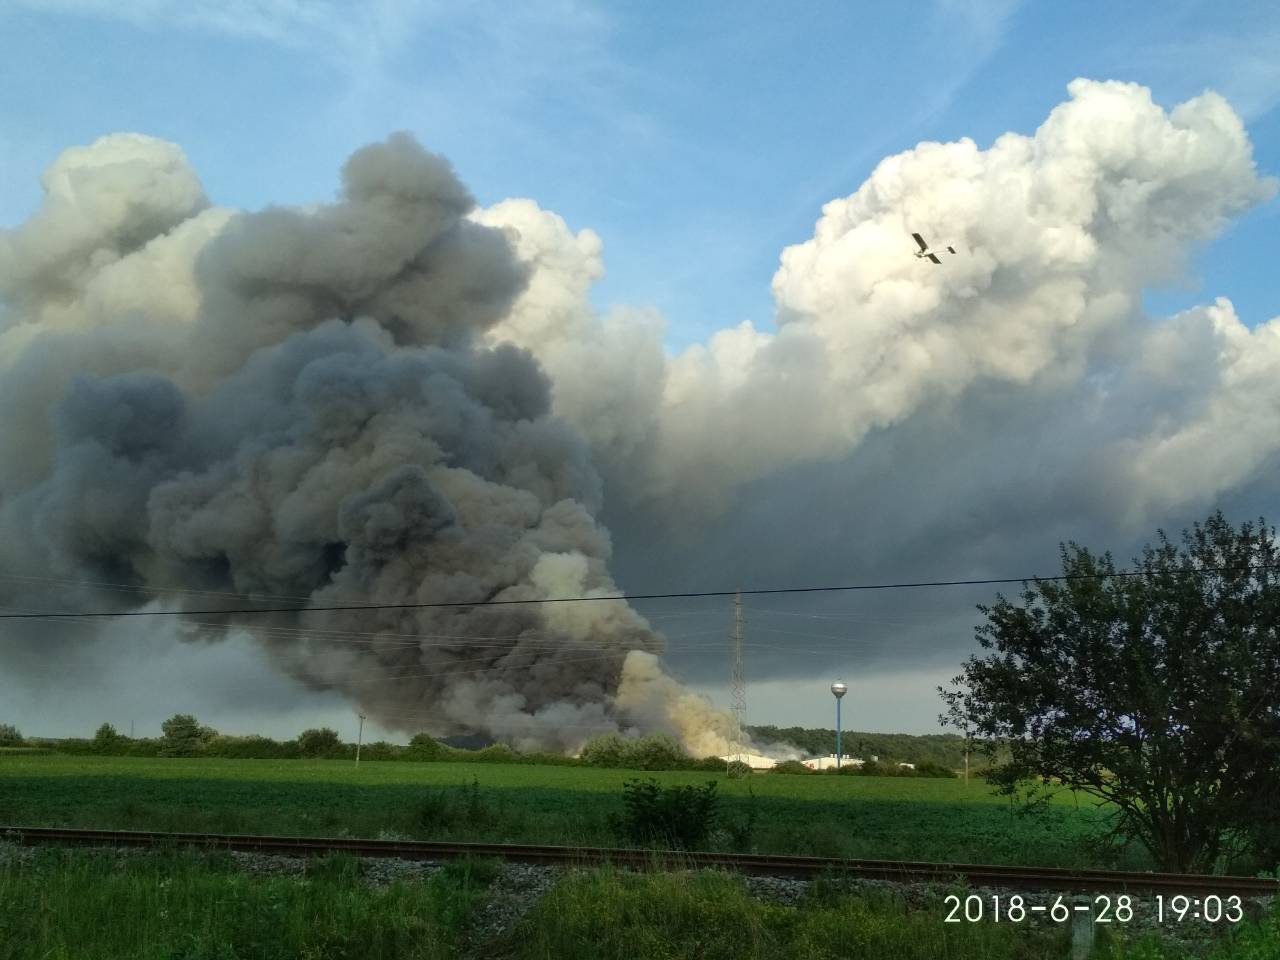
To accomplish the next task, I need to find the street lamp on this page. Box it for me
[831,681,848,769]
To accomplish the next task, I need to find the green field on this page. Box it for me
[0,754,1132,868]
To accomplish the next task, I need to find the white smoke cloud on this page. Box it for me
[482,80,1275,522]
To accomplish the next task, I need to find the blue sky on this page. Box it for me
[2,0,1276,350]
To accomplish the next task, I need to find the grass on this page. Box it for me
[0,847,491,960]
[492,869,1280,960]
[2,846,1276,960]
[0,754,1126,867]
[496,869,1072,959]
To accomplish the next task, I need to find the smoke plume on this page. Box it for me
[0,132,736,754]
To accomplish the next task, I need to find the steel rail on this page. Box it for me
[3,825,1277,897]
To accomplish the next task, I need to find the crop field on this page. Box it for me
[0,754,1134,868]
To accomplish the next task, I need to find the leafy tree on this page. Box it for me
[296,727,343,758]
[579,733,630,767]
[628,734,689,770]
[580,734,691,770]
[93,723,122,751]
[941,511,1280,872]
[159,714,203,757]
[0,723,23,747]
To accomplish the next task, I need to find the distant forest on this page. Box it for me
[747,726,972,769]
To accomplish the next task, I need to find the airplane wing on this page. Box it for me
[912,232,928,251]
[927,253,942,264]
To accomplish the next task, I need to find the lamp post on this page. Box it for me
[831,681,848,769]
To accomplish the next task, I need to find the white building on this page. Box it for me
[718,752,777,770]
[801,755,865,771]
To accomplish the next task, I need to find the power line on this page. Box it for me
[2,563,1276,621]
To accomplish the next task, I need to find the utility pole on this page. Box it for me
[729,591,746,763]
[831,681,848,768]
[355,714,366,767]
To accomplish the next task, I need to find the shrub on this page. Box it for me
[205,735,300,759]
[629,735,690,770]
[358,740,400,761]
[0,724,23,747]
[692,756,728,772]
[417,778,493,831]
[724,760,752,779]
[517,751,580,766]
[770,760,811,775]
[580,734,693,770]
[467,744,518,764]
[612,778,719,850]
[579,734,631,767]
[404,733,450,761]
[296,727,344,758]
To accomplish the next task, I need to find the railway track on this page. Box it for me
[3,825,1277,897]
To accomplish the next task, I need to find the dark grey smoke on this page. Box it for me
[0,132,734,753]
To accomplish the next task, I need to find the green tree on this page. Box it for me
[159,714,203,757]
[296,727,342,758]
[0,723,23,747]
[92,723,122,752]
[579,733,631,767]
[941,511,1280,872]
[628,735,689,770]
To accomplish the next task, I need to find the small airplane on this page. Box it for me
[912,233,956,264]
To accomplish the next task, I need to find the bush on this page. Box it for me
[612,779,719,850]
[770,760,811,775]
[580,734,693,771]
[579,734,631,767]
[296,727,344,758]
[629,735,690,770]
[692,756,729,772]
[0,724,24,747]
[724,760,752,779]
[358,740,400,761]
[404,733,450,761]
[516,751,580,766]
[467,744,518,764]
[206,735,301,759]
[417,778,493,831]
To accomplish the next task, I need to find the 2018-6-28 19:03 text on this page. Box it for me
[943,894,1245,924]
